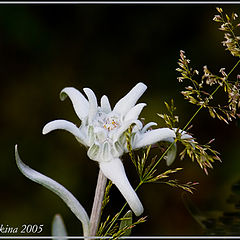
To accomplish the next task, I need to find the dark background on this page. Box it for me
[0,3,240,237]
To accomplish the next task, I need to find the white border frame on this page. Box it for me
[1,1,240,239]
[1,236,240,239]
[1,237,240,239]
[0,1,239,4]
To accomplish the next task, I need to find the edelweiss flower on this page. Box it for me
[42,82,190,217]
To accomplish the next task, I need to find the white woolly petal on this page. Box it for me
[141,122,157,133]
[15,145,90,237]
[111,120,142,142]
[112,140,124,157]
[181,133,193,140]
[113,82,147,116]
[100,141,112,161]
[164,142,177,166]
[60,87,89,121]
[173,128,193,140]
[124,103,146,122]
[52,214,68,239]
[42,120,88,147]
[87,126,95,146]
[132,121,143,133]
[94,127,107,143]
[180,132,193,140]
[87,143,100,162]
[83,88,98,123]
[99,158,143,216]
[133,128,176,149]
[100,95,111,113]
[173,128,194,149]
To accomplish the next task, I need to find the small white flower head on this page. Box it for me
[42,82,189,216]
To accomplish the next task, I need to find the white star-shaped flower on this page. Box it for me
[42,82,188,217]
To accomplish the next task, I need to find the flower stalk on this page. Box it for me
[89,169,107,237]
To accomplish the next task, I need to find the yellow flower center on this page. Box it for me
[103,118,120,131]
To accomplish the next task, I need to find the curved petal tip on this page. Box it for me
[15,146,90,237]
[113,82,147,116]
[99,158,144,216]
[60,87,89,120]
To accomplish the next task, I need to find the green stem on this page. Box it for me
[227,58,240,77]
[140,57,240,200]
[143,141,176,182]
[102,58,240,237]
[103,181,144,237]
[182,57,240,132]
[181,105,204,132]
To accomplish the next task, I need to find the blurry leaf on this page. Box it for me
[201,218,217,230]
[52,214,68,240]
[234,201,240,209]
[119,210,133,236]
[231,181,240,195]
[226,193,240,204]
[184,179,240,235]
[182,193,207,229]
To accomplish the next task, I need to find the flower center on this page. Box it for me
[94,110,121,133]
[103,117,120,131]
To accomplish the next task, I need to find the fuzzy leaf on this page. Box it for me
[52,214,68,240]
[15,145,90,237]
